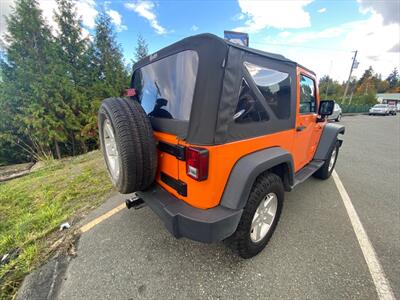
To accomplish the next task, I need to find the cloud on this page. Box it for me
[232,13,245,21]
[190,25,199,32]
[358,0,400,25]
[0,0,14,37]
[278,31,291,38]
[260,12,400,81]
[38,0,98,31]
[37,0,97,36]
[388,43,400,53]
[340,13,399,56]
[125,0,167,34]
[107,9,127,32]
[234,0,313,32]
[318,8,327,13]
[38,0,59,33]
[283,27,344,44]
[74,0,98,29]
[1,0,97,42]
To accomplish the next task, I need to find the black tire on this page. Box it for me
[335,114,342,122]
[98,97,157,193]
[313,140,340,180]
[224,173,284,259]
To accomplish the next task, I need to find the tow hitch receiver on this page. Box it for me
[125,195,146,210]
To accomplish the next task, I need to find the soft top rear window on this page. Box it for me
[133,50,199,121]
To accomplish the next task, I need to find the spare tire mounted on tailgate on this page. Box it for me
[98,97,157,193]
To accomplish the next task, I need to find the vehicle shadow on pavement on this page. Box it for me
[57,178,377,300]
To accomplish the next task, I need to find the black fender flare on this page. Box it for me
[314,123,345,161]
[220,147,294,210]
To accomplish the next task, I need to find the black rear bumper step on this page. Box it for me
[136,185,243,243]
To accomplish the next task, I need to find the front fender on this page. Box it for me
[220,147,294,210]
[314,123,345,161]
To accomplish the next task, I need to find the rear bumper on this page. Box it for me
[136,185,243,243]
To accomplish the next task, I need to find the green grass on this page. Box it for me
[0,150,113,299]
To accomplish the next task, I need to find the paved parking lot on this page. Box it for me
[55,115,399,299]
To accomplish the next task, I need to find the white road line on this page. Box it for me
[332,170,395,300]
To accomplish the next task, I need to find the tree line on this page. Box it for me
[0,0,149,165]
[1,0,399,166]
[319,67,400,105]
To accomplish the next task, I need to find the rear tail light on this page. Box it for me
[186,147,209,181]
[124,88,136,97]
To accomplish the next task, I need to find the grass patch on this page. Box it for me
[0,150,113,299]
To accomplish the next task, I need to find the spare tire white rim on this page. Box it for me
[250,192,278,243]
[103,119,120,181]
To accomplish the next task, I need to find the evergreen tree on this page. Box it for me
[81,11,129,142]
[386,68,399,89]
[53,0,92,155]
[93,11,128,98]
[134,34,149,63]
[0,0,70,159]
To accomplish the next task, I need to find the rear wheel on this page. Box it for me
[313,140,340,180]
[224,173,284,259]
[98,97,157,193]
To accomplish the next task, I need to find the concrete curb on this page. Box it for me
[16,255,70,300]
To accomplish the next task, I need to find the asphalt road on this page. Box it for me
[55,115,399,300]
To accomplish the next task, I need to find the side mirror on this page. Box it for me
[319,100,334,117]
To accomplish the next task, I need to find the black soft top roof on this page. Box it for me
[133,33,315,75]
[131,33,314,145]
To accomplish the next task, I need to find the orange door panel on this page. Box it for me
[293,114,316,170]
[292,67,321,171]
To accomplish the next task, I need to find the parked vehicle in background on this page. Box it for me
[327,102,342,122]
[369,104,391,116]
[388,105,397,115]
[98,34,345,258]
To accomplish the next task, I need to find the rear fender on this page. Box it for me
[220,147,294,210]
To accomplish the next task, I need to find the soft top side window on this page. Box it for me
[299,74,317,114]
[244,61,291,120]
[234,79,269,124]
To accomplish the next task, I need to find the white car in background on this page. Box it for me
[328,102,342,122]
[369,104,392,116]
[388,105,397,115]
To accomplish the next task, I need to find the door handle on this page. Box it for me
[296,125,306,132]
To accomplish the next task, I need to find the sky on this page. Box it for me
[1,0,399,82]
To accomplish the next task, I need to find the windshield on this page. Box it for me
[133,50,199,121]
[374,104,387,108]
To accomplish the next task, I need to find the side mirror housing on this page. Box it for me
[319,100,334,117]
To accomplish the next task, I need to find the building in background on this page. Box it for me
[376,93,400,111]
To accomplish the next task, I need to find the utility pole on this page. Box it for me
[349,79,356,104]
[342,50,358,103]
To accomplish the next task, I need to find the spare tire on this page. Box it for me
[98,97,157,193]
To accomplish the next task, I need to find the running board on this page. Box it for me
[291,160,324,189]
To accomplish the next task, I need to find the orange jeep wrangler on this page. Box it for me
[99,34,344,258]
